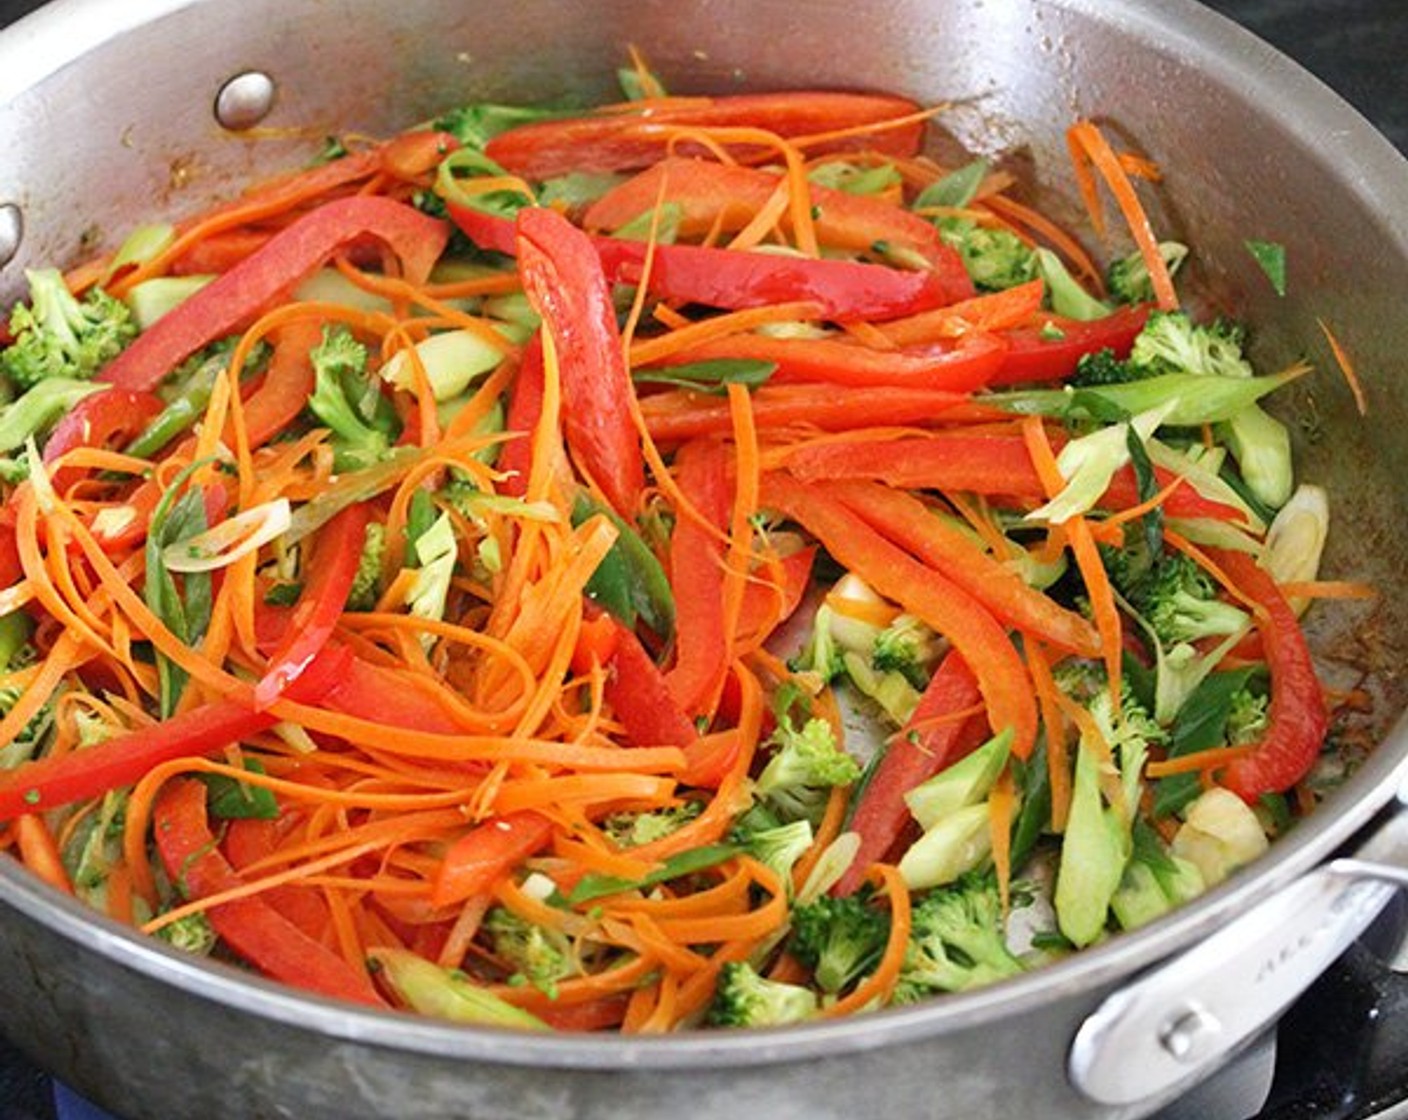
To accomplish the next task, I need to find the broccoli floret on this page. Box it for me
[1105,242,1189,305]
[603,801,704,848]
[1129,311,1253,380]
[482,906,575,998]
[870,613,941,689]
[0,269,136,390]
[754,710,862,825]
[307,325,400,469]
[156,911,218,956]
[1226,688,1270,746]
[433,104,562,151]
[344,521,386,612]
[954,226,1038,292]
[1127,552,1250,646]
[1070,348,1153,388]
[708,961,817,1027]
[0,685,56,770]
[790,893,890,994]
[892,873,1023,1002]
[732,815,814,888]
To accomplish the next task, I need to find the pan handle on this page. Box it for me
[1067,783,1408,1109]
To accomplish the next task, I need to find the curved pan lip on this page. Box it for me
[2,0,1408,1074]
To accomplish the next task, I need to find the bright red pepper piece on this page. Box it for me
[649,330,1007,392]
[664,440,732,717]
[785,432,1250,522]
[224,815,333,941]
[762,472,1038,760]
[42,387,164,492]
[497,331,546,500]
[585,157,965,278]
[515,207,644,516]
[254,503,372,709]
[450,203,955,321]
[99,197,448,392]
[484,91,928,179]
[430,809,556,909]
[641,384,978,444]
[1208,548,1329,802]
[603,616,699,750]
[833,652,988,896]
[154,777,384,1005]
[991,304,1152,386]
[823,478,1101,656]
[0,645,351,820]
[734,545,816,644]
[239,320,323,449]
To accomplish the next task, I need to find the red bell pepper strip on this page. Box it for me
[0,515,21,588]
[785,433,1250,522]
[833,652,987,896]
[515,206,644,515]
[991,304,1151,386]
[640,384,979,444]
[603,615,699,749]
[154,777,384,1005]
[498,331,546,500]
[485,91,928,179]
[224,815,333,941]
[1207,548,1329,802]
[584,158,972,291]
[824,478,1102,656]
[0,644,351,820]
[430,809,556,909]
[254,502,371,709]
[735,545,816,644]
[253,603,477,736]
[597,237,957,321]
[664,440,732,717]
[647,330,1007,392]
[238,320,323,449]
[99,197,449,392]
[42,387,164,492]
[451,202,954,321]
[762,471,1038,759]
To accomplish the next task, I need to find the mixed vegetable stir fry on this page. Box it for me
[0,56,1365,1031]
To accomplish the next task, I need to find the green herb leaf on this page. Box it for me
[632,358,777,395]
[202,758,279,820]
[1125,423,1164,560]
[568,843,740,904]
[1245,240,1287,297]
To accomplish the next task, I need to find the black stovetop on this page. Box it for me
[0,1,1405,1118]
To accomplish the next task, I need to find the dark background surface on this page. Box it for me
[0,0,1404,1118]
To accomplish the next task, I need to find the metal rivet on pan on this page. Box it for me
[214,71,277,131]
[0,203,21,270]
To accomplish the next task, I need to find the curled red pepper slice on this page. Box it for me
[154,777,385,1006]
[1209,549,1329,802]
[254,502,371,710]
[833,652,988,896]
[450,203,954,321]
[99,197,448,392]
[484,91,927,179]
[515,207,645,515]
[762,471,1038,760]
[0,644,352,820]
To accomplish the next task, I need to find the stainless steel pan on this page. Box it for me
[2,1,1408,1117]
